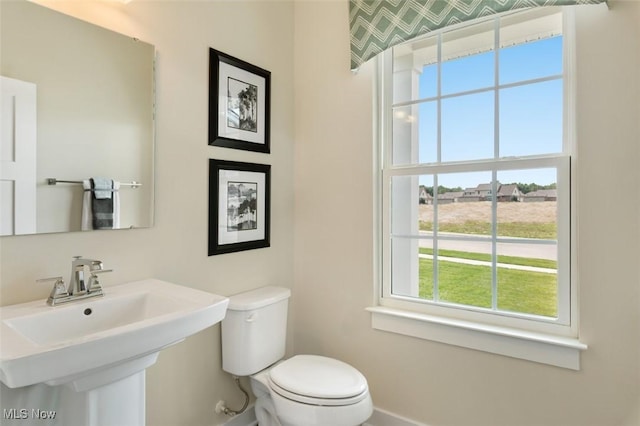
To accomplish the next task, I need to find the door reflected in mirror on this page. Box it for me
[0,0,155,236]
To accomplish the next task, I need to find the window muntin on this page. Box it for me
[381,9,572,334]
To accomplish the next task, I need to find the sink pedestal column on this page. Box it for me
[57,371,146,426]
[52,353,160,426]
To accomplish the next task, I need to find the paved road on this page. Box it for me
[419,254,557,274]
[417,231,557,260]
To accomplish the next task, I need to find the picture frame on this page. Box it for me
[208,159,271,256]
[208,48,271,153]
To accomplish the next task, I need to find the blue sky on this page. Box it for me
[408,36,563,189]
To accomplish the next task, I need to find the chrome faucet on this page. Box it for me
[69,256,104,295]
[38,256,113,306]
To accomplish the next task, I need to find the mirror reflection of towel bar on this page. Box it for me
[46,178,142,188]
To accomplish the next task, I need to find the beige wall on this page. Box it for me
[0,1,294,425]
[1,1,638,426]
[293,1,639,426]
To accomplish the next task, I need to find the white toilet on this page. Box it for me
[221,286,373,426]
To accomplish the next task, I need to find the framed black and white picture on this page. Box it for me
[209,48,271,153]
[208,159,271,255]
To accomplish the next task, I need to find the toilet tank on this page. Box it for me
[221,286,291,376]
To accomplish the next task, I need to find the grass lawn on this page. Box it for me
[418,257,558,317]
[414,205,558,317]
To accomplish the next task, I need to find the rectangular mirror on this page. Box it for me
[0,0,155,235]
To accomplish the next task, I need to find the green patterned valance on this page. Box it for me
[349,0,607,70]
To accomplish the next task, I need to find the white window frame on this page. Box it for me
[371,8,587,370]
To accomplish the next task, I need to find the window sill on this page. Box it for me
[366,306,587,370]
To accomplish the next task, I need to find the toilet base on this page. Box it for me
[271,389,373,426]
[254,395,282,426]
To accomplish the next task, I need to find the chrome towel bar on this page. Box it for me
[46,178,142,188]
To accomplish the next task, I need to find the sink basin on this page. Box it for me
[0,279,229,389]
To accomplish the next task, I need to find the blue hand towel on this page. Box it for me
[91,177,113,199]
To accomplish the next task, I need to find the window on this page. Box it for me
[374,8,586,368]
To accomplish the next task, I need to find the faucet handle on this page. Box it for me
[36,276,64,284]
[87,269,111,295]
[37,276,70,305]
[90,269,113,276]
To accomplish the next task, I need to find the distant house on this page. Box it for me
[463,187,480,197]
[459,187,482,202]
[476,183,493,198]
[458,182,524,202]
[459,182,494,202]
[437,191,464,204]
[421,183,549,204]
[523,189,557,202]
[497,184,523,202]
[419,187,433,204]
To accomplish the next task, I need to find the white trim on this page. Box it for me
[563,7,580,339]
[364,407,430,426]
[385,154,567,176]
[376,9,579,353]
[221,404,428,426]
[367,306,587,370]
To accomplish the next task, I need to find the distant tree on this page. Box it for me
[511,182,557,194]
[437,185,463,194]
[419,185,464,195]
[422,182,557,197]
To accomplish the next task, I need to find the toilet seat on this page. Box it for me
[268,355,369,406]
[269,380,369,406]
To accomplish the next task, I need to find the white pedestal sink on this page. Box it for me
[0,279,229,426]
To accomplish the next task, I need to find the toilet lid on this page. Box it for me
[269,355,368,400]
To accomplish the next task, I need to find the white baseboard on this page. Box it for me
[364,407,429,426]
[219,405,427,426]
